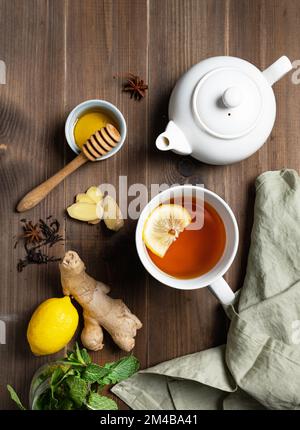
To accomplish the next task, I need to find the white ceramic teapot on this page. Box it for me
[156,56,292,165]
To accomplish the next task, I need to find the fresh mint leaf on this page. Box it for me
[100,356,139,385]
[35,389,52,410]
[86,393,118,410]
[66,351,77,362]
[59,398,76,410]
[65,375,88,407]
[63,344,91,367]
[50,365,77,400]
[75,343,85,364]
[80,348,91,365]
[50,367,65,387]
[9,343,139,410]
[7,385,26,410]
[82,364,109,383]
[59,359,84,367]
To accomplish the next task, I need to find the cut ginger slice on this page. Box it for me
[142,204,192,258]
[76,193,94,204]
[67,202,103,222]
[101,195,124,231]
[86,186,103,204]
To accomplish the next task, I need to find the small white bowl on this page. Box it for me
[65,99,127,161]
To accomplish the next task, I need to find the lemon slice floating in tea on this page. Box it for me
[142,204,192,258]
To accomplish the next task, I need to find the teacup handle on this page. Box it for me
[209,277,235,305]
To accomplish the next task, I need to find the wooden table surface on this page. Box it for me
[0,0,300,410]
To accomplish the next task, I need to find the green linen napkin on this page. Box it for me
[112,169,300,410]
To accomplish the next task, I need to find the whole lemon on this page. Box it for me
[27,297,79,355]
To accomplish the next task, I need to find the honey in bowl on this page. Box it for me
[147,198,226,279]
[74,109,118,150]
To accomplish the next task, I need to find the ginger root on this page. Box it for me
[59,251,142,352]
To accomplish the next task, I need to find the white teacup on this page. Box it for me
[136,185,239,304]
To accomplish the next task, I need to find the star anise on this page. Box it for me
[123,74,148,100]
[21,221,42,245]
[16,216,63,272]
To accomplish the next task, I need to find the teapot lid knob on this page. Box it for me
[192,67,263,140]
[222,86,243,108]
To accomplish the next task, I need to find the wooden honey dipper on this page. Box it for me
[16,123,121,212]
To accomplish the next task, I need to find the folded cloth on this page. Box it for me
[112,170,300,410]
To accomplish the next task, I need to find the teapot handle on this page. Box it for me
[262,56,292,86]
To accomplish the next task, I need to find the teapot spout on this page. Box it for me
[262,55,292,86]
[156,121,192,155]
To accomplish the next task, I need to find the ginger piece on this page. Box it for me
[68,186,123,230]
[75,190,101,223]
[67,202,103,222]
[86,186,104,204]
[101,195,124,231]
[76,193,94,204]
[59,251,142,352]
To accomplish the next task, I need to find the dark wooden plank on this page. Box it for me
[1,0,300,411]
[147,0,300,365]
[64,0,149,408]
[147,0,229,365]
[0,0,66,409]
[225,0,300,290]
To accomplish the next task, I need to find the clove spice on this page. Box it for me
[16,216,63,272]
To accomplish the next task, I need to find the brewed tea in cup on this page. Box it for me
[136,185,239,304]
[147,197,226,279]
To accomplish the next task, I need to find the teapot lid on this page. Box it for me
[193,67,262,139]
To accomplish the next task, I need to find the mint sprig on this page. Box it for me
[87,393,118,410]
[7,343,139,410]
[7,385,26,410]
